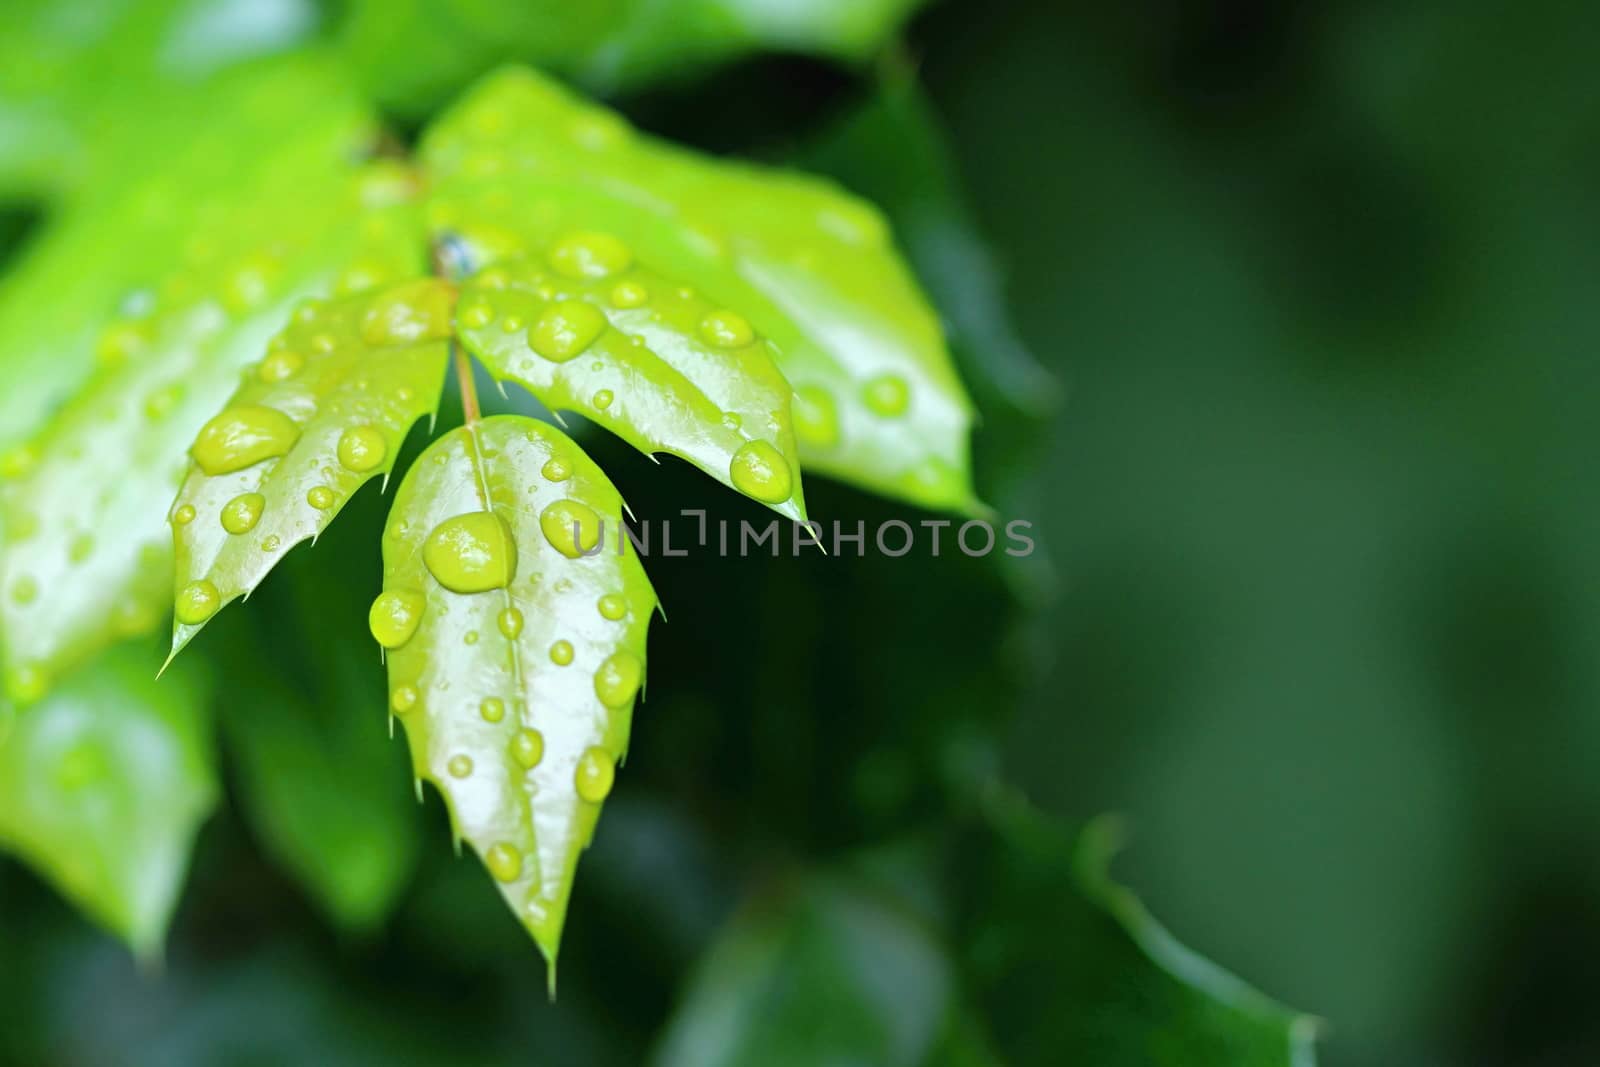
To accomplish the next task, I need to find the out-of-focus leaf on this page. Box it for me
[0,643,215,959]
[0,75,423,705]
[422,66,980,513]
[653,873,952,1067]
[0,0,316,197]
[338,0,925,117]
[377,414,655,969]
[221,548,420,931]
[453,239,807,520]
[956,794,1319,1066]
[169,276,448,657]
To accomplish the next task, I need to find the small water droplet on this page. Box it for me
[360,279,455,346]
[597,594,626,621]
[0,445,36,480]
[549,639,574,666]
[510,729,544,769]
[485,842,522,882]
[501,315,525,332]
[261,534,282,552]
[258,350,304,383]
[337,425,387,473]
[307,485,336,510]
[191,405,300,475]
[793,386,839,447]
[539,500,601,558]
[498,606,524,638]
[10,576,37,605]
[862,374,910,418]
[369,588,425,648]
[541,456,573,482]
[593,651,642,708]
[391,684,419,713]
[729,441,793,504]
[698,310,755,349]
[592,389,614,410]
[67,533,94,564]
[220,492,265,534]
[172,504,196,526]
[423,512,517,593]
[175,580,221,624]
[480,697,505,723]
[529,300,607,362]
[447,754,474,778]
[574,746,616,802]
[458,299,494,329]
[548,232,633,280]
[463,630,479,645]
[143,383,184,421]
[609,281,648,308]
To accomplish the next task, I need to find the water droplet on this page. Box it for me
[143,384,184,421]
[597,594,626,621]
[541,455,573,482]
[498,606,524,638]
[529,300,607,362]
[480,697,505,723]
[360,279,455,346]
[6,664,47,704]
[458,299,493,329]
[729,441,793,504]
[172,504,196,526]
[369,589,425,648]
[258,350,303,383]
[699,310,755,348]
[593,651,642,708]
[592,389,614,410]
[609,281,648,308]
[68,533,93,564]
[424,512,517,592]
[485,842,523,882]
[191,405,300,475]
[175,580,221,624]
[510,729,544,769]
[337,425,387,473]
[463,630,479,645]
[539,500,601,558]
[307,485,336,510]
[549,639,574,666]
[10,576,37,605]
[793,386,839,447]
[261,534,282,552]
[391,684,418,713]
[721,413,742,430]
[447,754,474,778]
[501,315,525,332]
[575,746,616,802]
[219,492,264,534]
[862,374,910,417]
[97,321,150,365]
[0,445,38,479]
[548,232,633,280]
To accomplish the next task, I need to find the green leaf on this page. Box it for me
[376,414,656,969]
[422,66,980,512]
[653,873,953,1067]
[0,642,216,958]
[169,277,451,656]
[0,135,425,704]
[453,240,807,520]
[957,796,1319,1066]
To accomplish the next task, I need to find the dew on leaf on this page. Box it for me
[510,729,544,769]
[729,440,793,504]
[575,746,616,802]
[423,512,518,592]
[539,500,601,559]
[337,426,387,473]
[191,405,300,475]
[307,486,336,510]
[529,300,607,362]
[480,697,505,723]
[498,606,524,638]
[541,456,573,482]
[391,684,419,713]
[593,389,614,410]
[369,589,426,648]
[698,310,755,349]
[862,374,911,418]
[793,385,839,447]
[175,580,221,624]
[597,594,626,621]
[258,349,304,383]
[593,651,642,708]
[485,843,523,883]
[447,754,474,778]
[549,639,574,666]
[548,231,632,280]
[609,281,648,308]
[220,492,265,534]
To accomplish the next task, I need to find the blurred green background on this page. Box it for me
[4,1,1599,1065]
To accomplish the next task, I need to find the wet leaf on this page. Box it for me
[0,143,424,704]
[377,414,655,969]
[0,643,215,959]
[169,277,450,656]
[422,66,980,513]
[654,873,953,1067]
[454,241,807,520]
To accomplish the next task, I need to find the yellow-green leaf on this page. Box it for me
[421,66,980,512]
[0,643,215,959]
[168,278,451,657]
[377,414,655,969]
[454,239,807,519]
[0,149,424,706]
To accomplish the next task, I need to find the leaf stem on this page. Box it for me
[452,340,481,425]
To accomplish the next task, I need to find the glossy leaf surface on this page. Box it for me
[0,154,423,706]
[169,277,450,656]
[378,415,655,966]
[0,644,215,958]
[422,66,980,512]
[455,242,807,520]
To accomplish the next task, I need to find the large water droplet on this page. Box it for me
[485,842,522,882]
[498,607,524,638]
[175,580,221,624]
[338,426,387,473]
[539,500,601,558]
[698,310,755,349]
[424,512,517,592]
[510,729,544,769]
[191,406,300,475]
[369,588,425,648]
[360,279,455,346]
[862,374,911,418]
[548,232,633,280]
[729,441,793,504]
[529,300,607,362]
[220,493,265,534]
[593,651,642,708]
[575,746,616,802]
[480,697,505,723]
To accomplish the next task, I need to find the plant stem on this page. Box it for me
[453,340,481,425]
